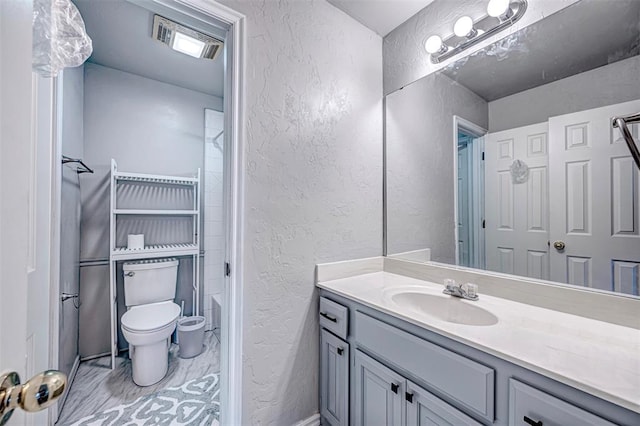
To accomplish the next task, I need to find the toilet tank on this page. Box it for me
[123,258,179,307]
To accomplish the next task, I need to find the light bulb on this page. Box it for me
[454,16,475,38]
[425,35,444,54]
[487,0,512,19]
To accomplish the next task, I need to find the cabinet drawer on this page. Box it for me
[320,297,348,339]
[509,379,617,426]
[355,311,494,421]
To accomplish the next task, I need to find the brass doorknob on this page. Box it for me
[0,370,67,425]
[553,241,566,251]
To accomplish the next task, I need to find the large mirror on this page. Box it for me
[385,0,640,296]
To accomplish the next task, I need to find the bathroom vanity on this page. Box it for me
[316,259,640,426]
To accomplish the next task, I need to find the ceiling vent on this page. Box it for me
[152,15,223,60]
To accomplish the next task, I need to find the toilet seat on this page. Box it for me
[121,301,181,333]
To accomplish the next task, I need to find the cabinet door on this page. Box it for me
[406,380,482,426]
[320,329,349,426]
[354,350,404,426]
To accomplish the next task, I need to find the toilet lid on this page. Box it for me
[121,301,181,332]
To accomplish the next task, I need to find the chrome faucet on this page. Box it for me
[443,279,479,301]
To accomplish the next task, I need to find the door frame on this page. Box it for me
[171,3,245,424]
[453,116,487,269]
[43,0,246,424]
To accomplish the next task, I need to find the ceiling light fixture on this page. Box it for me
[424,0,527,64]
[152,15,223,61]
[172,32,206,58]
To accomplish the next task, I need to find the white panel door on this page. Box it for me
[549,100,640,294]
[1,2,57,425]
[485,123,550,279]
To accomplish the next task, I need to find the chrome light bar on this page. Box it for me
[613,113,640,169]
[429,0,528,64]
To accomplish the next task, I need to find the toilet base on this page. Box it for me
[131,338,170,386]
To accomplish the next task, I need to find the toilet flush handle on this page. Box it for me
[125,271,135,277]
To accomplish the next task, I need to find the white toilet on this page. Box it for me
[120,258,181,386]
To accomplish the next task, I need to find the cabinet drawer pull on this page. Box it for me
[390,383,399,394]
[523,416,543,426]
[320,312,337,322]
[405,392,414,403]
[337,347,344,356]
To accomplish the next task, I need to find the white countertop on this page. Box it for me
[317,271,640,414]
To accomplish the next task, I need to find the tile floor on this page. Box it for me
[57,331,220,425]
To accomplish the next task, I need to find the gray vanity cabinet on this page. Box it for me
[319,289,640,426]
[354,350,404,426]
[320,329,350,426]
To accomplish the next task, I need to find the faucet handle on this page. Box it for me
[444,278,457,291]
[464,283,479,300]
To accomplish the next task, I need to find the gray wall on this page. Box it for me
[78,63,223,357]
[386,73,488,261]
[488,55,640,132]
[59,65,84,375]
[220,0,383,424]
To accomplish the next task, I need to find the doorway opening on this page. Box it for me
[454,116,486,270]
[44,1,244,425]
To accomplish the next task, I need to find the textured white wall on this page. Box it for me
[488,55,640,132]
[386,73,487,260]
[383,0,579,95]
[219,0,383,423]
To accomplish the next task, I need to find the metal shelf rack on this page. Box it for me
[108,159,201,368]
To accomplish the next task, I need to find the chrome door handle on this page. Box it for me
[0,370,67,425]
[552,241,565,251]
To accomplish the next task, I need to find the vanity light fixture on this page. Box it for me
[487,0,513,20]
[425,0,528,64]
[425,35,447,54]
[453,16,478,38]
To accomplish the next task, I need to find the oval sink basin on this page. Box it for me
[388,291,498,326]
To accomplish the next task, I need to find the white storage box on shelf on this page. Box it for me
[108,159,201,369]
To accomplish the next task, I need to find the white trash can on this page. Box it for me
[177,316,205,358]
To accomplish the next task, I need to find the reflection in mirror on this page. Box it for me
[385,0,640,296]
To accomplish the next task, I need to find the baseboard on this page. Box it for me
[53,354,80,423]
[69,354,81,386]
[293,413,320,426]
[79,351,111,362]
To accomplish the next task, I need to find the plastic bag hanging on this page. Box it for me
[510,159,529,184]
[33,0,93,77]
